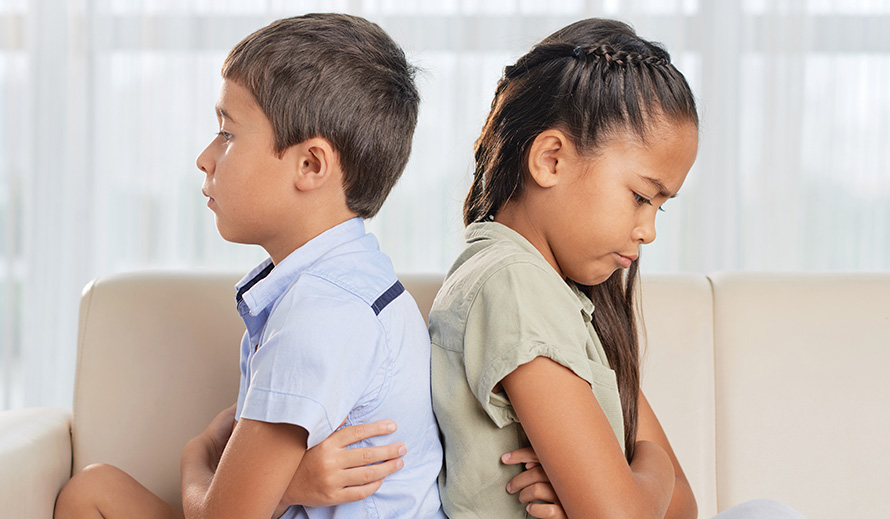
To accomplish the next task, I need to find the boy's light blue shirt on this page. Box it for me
[234,217,445,519]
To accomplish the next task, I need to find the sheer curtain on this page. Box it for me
[1,0,888,409]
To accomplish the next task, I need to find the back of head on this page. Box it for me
[222,13,419,218]
[466,18,698,225]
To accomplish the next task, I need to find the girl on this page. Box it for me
[429,18,803,519]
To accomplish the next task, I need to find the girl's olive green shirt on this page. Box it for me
[429,221,624,519]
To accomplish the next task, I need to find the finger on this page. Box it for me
[331,421,398,447]
[341,456,405,487]
[331,478,385,504]
[526,502,567,519]
[518,482,559,504]
[501,447,539,465]
[341,443,407,469]
[506,465,549,494]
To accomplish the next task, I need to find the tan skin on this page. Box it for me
[492,122,700,519]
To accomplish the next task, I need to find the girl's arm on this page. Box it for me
[636,391,697,519]
[504,391,697,519]
[180,405,309,519]
[501,357,675,519]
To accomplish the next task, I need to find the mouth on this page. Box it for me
[615,253,638,268]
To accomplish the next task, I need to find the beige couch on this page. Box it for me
[1,271,888,518]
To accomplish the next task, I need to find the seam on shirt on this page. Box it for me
[246,387,334,431]
[302,269,379,308]
[477,340,594,418]
[459,259,573,354]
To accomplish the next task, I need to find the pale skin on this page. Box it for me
[53,79,407,519]
[491,121,700,519]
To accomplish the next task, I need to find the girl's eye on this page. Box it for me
[634,192,667,212]
[633,193,652,206]
[217,131,233,141]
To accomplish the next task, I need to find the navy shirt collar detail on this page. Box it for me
[234,217,367,318]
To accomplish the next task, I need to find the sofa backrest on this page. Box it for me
[71,271,890,518]
[74,272,244,507]
[638,274,718,517]
[710,273,890,519]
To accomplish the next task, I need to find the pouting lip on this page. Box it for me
[616,252,638,262]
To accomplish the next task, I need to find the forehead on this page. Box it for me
[598,122,698,194]
[215,79,265,123]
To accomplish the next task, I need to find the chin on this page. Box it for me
[570,270,615,287]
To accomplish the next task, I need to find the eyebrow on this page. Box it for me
[641,176,677,199]
[215,106,235,124]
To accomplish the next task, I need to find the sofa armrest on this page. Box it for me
[0,407,73,518]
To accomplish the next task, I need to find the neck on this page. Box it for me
[494,200,563,279]
[265,208,358,265]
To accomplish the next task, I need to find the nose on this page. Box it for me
[196,142,214,175]
[634,215,657,245]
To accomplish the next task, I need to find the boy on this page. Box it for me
[55,13,445,519]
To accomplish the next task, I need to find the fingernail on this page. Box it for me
[506,483,513,494]
[396,458,404,469]
[386,421,397,432]
[398,445,407,456]
[501,453,510,463]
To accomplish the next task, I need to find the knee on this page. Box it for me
[55,463,125,519]
[718,498,807,519]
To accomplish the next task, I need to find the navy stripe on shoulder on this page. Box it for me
[371,280,405,316]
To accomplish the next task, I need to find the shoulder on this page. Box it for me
[431,238,582,347]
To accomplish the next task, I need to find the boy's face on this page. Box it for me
[196,80,297,253]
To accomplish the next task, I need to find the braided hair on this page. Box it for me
[466,19,698,460]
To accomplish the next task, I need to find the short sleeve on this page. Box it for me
[462,261,596,427]
[239,275,387,449]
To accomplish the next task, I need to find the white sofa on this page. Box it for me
[1,271,888,518]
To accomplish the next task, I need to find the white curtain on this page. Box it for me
[1,0,889,409]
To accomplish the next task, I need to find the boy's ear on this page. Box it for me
[292,138,338,192]
[527,129,569,189]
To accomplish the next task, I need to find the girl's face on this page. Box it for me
[508,120,699,286]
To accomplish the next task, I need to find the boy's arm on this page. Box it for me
[181,406,308,519]
[281,420,406,508]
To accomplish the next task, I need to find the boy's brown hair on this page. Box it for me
[222,13,419,218]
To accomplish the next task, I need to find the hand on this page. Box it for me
[278,420,405,509]
[197,404,237,470]
[502,447,567,519]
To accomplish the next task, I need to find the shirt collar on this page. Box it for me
[465,221,595,319]
[235,217,367,316]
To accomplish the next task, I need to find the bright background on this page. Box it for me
[1,0,889,410]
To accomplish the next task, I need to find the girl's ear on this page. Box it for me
[291,138,337,192]
[527,129,570,188]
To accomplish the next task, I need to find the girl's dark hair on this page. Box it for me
[466,19,698,460]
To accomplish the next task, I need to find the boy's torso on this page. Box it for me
[234,218,445,519]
